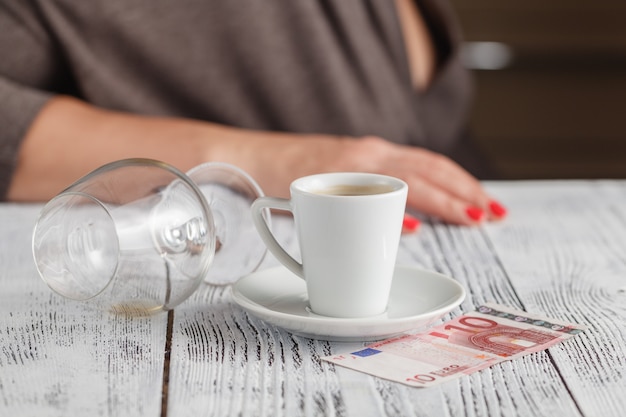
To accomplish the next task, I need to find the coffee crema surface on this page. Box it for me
[313,184,396,196]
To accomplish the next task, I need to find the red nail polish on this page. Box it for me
[489,200,507,218]
[402,214,420,233]
[465,206,484,222]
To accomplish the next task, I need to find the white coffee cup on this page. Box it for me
[250,172,408,318]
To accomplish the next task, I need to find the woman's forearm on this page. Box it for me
[7,96,284,201]
[7,96,504,226]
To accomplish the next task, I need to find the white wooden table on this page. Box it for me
[1,181,625,417]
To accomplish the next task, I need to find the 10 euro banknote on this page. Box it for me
[322,303,587,387]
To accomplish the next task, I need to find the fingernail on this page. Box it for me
[489,200,507,218]
[402,214,421,233]
[465,206,485,222]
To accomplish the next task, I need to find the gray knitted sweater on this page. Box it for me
[0,0,476,199]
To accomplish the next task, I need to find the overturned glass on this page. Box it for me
[32,158,267,315]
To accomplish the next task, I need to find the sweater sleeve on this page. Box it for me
[0,1,63,199]
[0,77,52,200]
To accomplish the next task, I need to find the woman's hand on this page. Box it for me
[227,134,507,226]
[338,136,507,225]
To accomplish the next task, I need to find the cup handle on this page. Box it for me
[251,197,304,280]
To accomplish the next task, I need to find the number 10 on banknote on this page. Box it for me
[323,303,587,387]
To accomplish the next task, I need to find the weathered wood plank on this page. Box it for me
[483,180,626,417]
[0,204,168,417]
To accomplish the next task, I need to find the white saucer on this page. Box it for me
[231,265,465,341]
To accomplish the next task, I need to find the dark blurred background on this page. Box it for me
[450,0,626,179]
